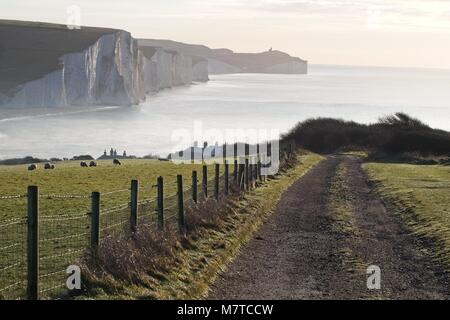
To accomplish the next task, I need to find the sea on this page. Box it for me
[1,64,449,160]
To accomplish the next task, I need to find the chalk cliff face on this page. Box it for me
[139,46,209,93]
[193,60,210,82]
[138,39,210,86]
[207,59,241,74]
[0,21,210,109]
[5,30,146,107]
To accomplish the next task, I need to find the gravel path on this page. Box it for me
[208,155,449,299]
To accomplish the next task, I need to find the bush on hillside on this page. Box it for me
[282,113,450,156]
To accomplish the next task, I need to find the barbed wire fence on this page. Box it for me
[0,141,294,300]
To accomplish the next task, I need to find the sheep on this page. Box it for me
[44,163,55,170]
[113,159,121,165]
[28,164,37,171]
[89,161,97,167]
[80,161,88,167]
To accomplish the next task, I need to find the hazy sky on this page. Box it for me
[2,0,450,69]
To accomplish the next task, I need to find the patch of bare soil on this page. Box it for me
[208,155,449,299]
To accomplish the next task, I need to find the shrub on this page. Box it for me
[282,113,450,156]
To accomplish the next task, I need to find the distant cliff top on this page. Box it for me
[138,39,307,74]
[0,20,120,95]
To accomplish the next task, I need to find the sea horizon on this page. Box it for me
[1,64,449,160]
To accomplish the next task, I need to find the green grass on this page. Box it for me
[0,159,222,219]
[0,159,223,299]
[364,162,450,272]
[328,163,360,238]
[338,151,369,159]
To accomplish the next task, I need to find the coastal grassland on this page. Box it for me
[0,159,222,299]
[364,163,450,271]
[0,159,222,220]
[80,152,324,299]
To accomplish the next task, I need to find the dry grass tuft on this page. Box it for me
[82,225,179,292]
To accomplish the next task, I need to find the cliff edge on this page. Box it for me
[137,39,308,75]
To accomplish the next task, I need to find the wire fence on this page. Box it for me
[0,145,291,300]
[0,215,27,300]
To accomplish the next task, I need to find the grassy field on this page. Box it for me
[0,159,226,219]
[364,162,450,271]
[0,159,223,299]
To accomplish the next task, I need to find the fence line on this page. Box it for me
[100,204,130,216]
[0,218,27,228]
[0,142,294,300]
[102,189,130,196]
[0,195,26,200]
[39,194,90,200]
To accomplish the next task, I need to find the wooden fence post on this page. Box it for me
[130,179,138,232]
[224,161,229,195]
[157,176,164,230]
[90,191,100,253]
[261,154,266,182]
[256,144,261,182]
[202,165,208,198]
[257,160,262,182]
[253,157,258,187]
[238,157,245,190]
[214,163,220,200]
[245,158,249,191]
[222,143,226,164]
[27,185,39,300]
[253,157,258,184]
[250,159,255,188]
[249,162,253,189]
[192,171,198,203]
[233,159,238,183]
[177,175,185,235]
[252,158,257,187]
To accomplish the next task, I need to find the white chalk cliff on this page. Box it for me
[0,20,307,109]
[1,30,209,108]
[6,31,146,107]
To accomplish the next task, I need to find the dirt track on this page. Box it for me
[208,155,449,299]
